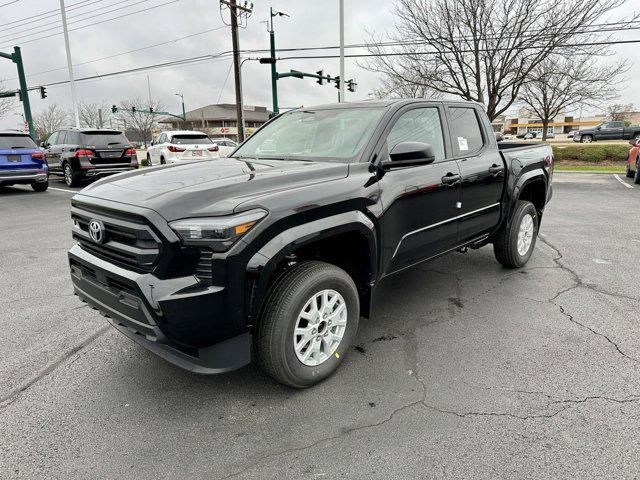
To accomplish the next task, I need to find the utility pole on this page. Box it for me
[339,0,345,102]
[98,108,103,128]
[59,0,80,128]
[146,75,152,106]
[220,0,253,143]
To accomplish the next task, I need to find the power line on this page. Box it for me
[0,0,181,50]
[0,0,157,42]
[2,0,123,34]
[16,26,228,80]
[32,37,640,89]
[3,0,101,28]
[0,0,20,7]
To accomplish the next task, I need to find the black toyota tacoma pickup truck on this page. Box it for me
[68,99,553,388]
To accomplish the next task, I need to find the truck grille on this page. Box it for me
[71,203,161,272]
[195,249,213,285]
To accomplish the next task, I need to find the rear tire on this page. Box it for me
[160,156,166,165]
[627,162,634,178]
[31,181,48,192]
[493,200,539,268]
[63,163,79,187]
[255,261,360,388]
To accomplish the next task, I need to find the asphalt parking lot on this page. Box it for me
[1,172,639,479]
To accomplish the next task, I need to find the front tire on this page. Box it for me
[255,261,360,388]
[31,181,48,192]
[581,135,593,143]
[493,201,539,268]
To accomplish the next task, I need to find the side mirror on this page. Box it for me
[596,126,601,130]
[40,141,48,148]
[381,142,436,169]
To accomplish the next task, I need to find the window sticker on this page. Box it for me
[457,136,469,151]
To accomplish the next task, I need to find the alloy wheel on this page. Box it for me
[517,213,534,256]
[293,289,347,367]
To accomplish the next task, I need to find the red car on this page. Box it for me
[627,139,640,184]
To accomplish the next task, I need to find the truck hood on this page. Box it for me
[77,157,349,221]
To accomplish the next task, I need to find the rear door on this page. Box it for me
[448,104,505,244]
[377,103,462,275]
[45,131,62,172]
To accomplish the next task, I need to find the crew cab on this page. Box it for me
[147,130,219,165]
[573,121,640,143]
[0,130,48,192]
[43,129,138,187]
[68,99,553,388]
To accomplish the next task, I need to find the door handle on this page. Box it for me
[489,164,505,176]
[441,173,461,185]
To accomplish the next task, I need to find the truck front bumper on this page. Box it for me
[68,244,250,374]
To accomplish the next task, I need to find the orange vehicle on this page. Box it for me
[627,139,640,184]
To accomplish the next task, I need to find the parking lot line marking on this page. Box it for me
[613,174,634,189]
[49,186,78,194]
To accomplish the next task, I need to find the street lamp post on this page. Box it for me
[268,8,289,115]
[174,93,186,129]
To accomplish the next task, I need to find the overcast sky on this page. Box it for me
[0,0,638,130]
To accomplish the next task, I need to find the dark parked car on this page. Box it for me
[573,121,640,143]
[43,128,138,187]
[0,130,48,192]
[68,99,553,388]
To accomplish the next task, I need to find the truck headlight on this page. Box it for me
[169,209,267,251]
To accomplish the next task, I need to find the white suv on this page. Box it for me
[147,131,219,165]
[211,138,238,157]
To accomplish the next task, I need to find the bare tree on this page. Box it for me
[518,55,625,140]
[79,101,110,128]
[117,97,164,147]
[33,104,69,143]
[606,103,635,122]
[0,80,15,121]
[362,0,635,121]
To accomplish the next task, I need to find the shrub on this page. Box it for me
[140,157,149,167]
[552,144,629,163]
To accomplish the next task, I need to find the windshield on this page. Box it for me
[81,131,129,147]
[233,107,385,162]
[171,134,213,145]
[0,134,37,149]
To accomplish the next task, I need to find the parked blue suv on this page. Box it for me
[0,130,48,192]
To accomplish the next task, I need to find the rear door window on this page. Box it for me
[448,107,485,155]
[66,131,80,145]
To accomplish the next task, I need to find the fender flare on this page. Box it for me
[245,211,377,320]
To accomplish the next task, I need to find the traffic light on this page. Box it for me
[316,70,324,85]
[131,106,136,113]
[149,107,153,113]
[111,105,118,113]
[334,76,340,90]
[39,86,47,99]
[347,80,357,93]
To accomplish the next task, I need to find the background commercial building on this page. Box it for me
[159,104,271,142]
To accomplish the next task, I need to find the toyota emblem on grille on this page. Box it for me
[88,219,105,244]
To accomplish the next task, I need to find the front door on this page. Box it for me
[44,131,61,173]
[377,105,461,275]
[447,105,504,244]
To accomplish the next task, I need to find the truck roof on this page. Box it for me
[292,98,485,111]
